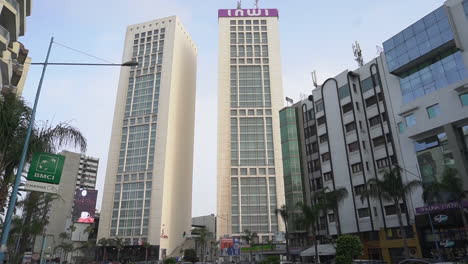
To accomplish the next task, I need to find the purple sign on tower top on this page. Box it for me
[218,9,279,18]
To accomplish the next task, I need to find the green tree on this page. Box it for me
[0,93,87,214]
[193,227,208,262]
[98,238,110,261]
[335,235,363,264]
[296,202,322,264]
[275,205,290,260]
[164,257,177,264]
[111,237,125,261]
[260,255,280,264]
[142,241,151,262]
[242,229,258,263]
[314,187,348,235]
[423,168,468,238]
[183,248,198,263]
[361,168,421,259]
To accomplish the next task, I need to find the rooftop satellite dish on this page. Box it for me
[311,71,318,88]
[352,41,364,67]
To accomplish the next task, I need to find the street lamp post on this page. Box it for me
[0,37,137,262]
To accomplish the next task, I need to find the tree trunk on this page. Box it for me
[146,247,148,261]
[396,201,409,259]
[313,228,319,264]
[0,164,14,214]
[334,208,341,236]
[117,249,120,261]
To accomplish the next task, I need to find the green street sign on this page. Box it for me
[27,153,65,185]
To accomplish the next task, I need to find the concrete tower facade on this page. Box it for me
[98,16,197,259]
[217,8,286,242]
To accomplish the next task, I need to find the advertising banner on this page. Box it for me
[72,189,98,223]
[218,9,279,18]
[220,238,240,256]
[415,201,468,214]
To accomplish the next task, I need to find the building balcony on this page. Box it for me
[0,24,10,50]
[1,84,17,94]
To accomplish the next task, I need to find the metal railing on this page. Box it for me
[0,24,10,43]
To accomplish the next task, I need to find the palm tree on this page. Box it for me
[0,94,87,214]
[314,187,348,235]
[361,168,421,259]
[142,241,151,262]
[275,205,290,261]
[296,202,322,264]
[112,237,125,262]
[242,229,258,263]
[98,238,110,261]
[423,168,468,238]
[193,227,208,262]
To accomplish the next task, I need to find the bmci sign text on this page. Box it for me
[218,9,279,18]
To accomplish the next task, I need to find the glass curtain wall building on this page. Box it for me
[217,8,286,242]
[98,17,197,260]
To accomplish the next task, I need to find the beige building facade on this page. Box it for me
[0,0,32,95]
[98,16,197,259]
[217,8,286,242]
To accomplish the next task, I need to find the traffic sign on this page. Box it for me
[27,153,65,185]
[24,181,59,194]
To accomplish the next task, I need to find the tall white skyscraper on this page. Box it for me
[98,16,197,259]
[217,8,286,242]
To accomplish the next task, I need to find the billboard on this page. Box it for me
[218,9,279,18]
[220,238,240,256]
[72,189,98,223]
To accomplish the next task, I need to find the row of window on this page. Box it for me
[133,33,165,45]
[134,28,166,39]
[230,45,269,58]
[399,95,468,134]
[230,32,269,44]
[230,25,268,32]
[231,167,276,176]
[231,109,273,116]
[231,58,270,65]
[230,20,267,25]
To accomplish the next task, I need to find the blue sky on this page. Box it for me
[20,0,444,217]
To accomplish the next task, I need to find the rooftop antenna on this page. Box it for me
[255,0,260,9]
[311,70,318,88]
[376,45,384,56]
[237,0,242,9]
[353,41,364,67]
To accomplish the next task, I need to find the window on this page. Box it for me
[319,134,328,144]
[342,103,353,114]
[355,102,360,111]
[338,84,350,99]
[369,115,381,127]
[348,141,360,152]
[366,96,378,108]
[313,159,321,171]
[345,122,356,132]
[328,213,336,222]
[361,77,374,93]
[320,216,327,228]
[353,84,357,93]
[384,204,406,216]
[366,162,370,171]
[426,104,441,119]
[311,142,319,153]
[352,163,363,173]
[317,117,326,126]
[322,152,331,162]
[373,136,386,147]
[354,184,366,196]
[405,114,416,127]
[324,172,333,181]
[315,101,324,113]
[461,93,468,106]
[376,157,390,169]
[358,208,371,218]
[398,122,405,134]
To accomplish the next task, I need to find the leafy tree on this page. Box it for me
[183,248,198,263]
[98,238,110,261]
[423,168,468,238]
[242,229,258,262]
[313,187,348,235]
[142,241,151,261]
[193,227,208,262]
[335,235,363,264]
[260,255,280,264]
[296,202,322,264]
[361,168,421,259]
[164,257,177,264]
[275,205,290,261]
[111,237,125,261]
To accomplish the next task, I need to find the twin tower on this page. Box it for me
[98,8,285,259]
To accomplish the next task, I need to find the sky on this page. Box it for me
[19,0,445,217]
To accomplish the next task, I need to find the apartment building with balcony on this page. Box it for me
[0,0,32,95]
